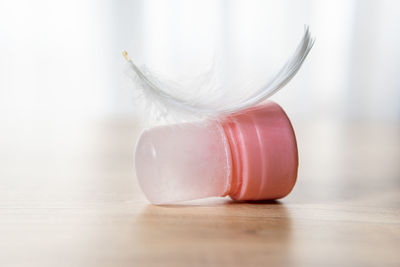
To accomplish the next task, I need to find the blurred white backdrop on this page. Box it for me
[0,0,399,122]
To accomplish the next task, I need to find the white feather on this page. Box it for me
[124,25,315,123]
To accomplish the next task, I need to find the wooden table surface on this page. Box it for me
[0,119,399,267]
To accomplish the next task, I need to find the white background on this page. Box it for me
[0,0,399,122]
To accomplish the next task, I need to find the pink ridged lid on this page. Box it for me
[221,101,298,201]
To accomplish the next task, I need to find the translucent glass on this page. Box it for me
[135,121,232,204]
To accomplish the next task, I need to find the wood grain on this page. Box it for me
[0,119,399,267]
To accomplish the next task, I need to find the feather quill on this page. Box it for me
[124,25,315,122]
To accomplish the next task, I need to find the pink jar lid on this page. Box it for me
[221,101,298,201]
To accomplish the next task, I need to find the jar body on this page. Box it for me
[135,119,232,204]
